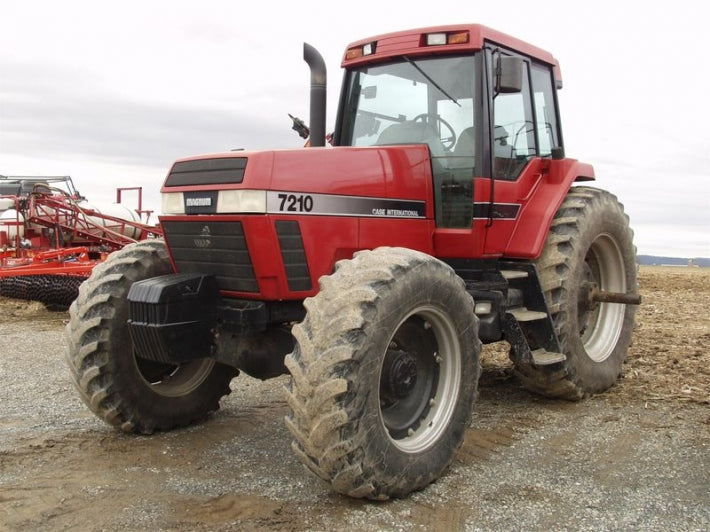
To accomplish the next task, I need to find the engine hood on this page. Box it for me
[160,146,434,217]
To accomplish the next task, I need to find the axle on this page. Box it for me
[582,281,642,307]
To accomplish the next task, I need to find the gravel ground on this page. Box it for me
[0,266,709,531]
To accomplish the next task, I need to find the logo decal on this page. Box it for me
[266,191,426,218]
[194,225,212,248]
[185,197,212,207]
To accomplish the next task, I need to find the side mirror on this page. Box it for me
[496,56,523,94]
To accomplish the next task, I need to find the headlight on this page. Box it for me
[161,192,185,214]
[217,190,267,213]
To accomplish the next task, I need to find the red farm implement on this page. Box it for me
[1,175,161,308]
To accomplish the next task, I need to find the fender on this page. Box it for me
[504,158,595,259]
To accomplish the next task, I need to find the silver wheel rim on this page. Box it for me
[135,357,216,397]
[378,306,461,453]
[579,234,627,362]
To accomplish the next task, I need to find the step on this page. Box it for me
[501,269,528,280]
[508,307,548,322]
[531,348,567,366]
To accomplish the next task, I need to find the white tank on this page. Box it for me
[0,209,25,240]
[79,202,143,240]
[0,198,15,211]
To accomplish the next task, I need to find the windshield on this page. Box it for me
[339,55,476,156]
[338,55,478,228]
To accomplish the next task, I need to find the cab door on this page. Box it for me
[479,50,563,257]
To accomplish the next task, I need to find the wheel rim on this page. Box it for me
[577,233,627,362]
[378,306,461,453]
[135,357,216,397]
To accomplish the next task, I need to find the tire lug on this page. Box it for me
[407,428,415,437]
[434,353,442,364]
[429,398,436,406]
[423,321,431,330]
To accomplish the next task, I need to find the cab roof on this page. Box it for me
[342,24,562,86]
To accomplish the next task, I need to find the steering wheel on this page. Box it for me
[413,113,457,151]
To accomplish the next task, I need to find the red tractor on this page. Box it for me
[65,24,640,499]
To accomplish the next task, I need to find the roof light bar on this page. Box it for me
[425,31,470,46]
[345,41,376,60]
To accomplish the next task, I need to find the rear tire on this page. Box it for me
[285,247,480,499]
[64,240,237,433]
[514,187,638,399]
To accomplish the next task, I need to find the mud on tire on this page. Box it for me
[514,187,638,399]
[64,240,237,434]
[285,247,480,499]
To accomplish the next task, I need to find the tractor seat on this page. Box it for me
[453,127,475,157]
[375,121,445,157]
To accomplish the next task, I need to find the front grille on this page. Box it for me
[275,220,312,291]
[164,157,247,187]
[162,221,258,292]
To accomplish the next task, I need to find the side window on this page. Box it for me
[531,64,560,156]
[493,59,535,180]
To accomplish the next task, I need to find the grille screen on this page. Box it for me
[164,157,247,187]
[275,220,312,292]
[161,221,258,292]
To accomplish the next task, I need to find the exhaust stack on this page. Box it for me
[303,43,326,147]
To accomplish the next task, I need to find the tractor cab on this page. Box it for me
[332,27,572,257]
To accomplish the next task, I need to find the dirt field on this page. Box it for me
[1,266,708,531]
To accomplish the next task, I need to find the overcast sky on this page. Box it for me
[1,0,708,258]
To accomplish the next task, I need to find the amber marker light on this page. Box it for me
[345,47,363,60]
[447,31,469,44]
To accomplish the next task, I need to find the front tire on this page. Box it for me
[285,247,480,499]
[64,240,237,433]
[514,187,638,399]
